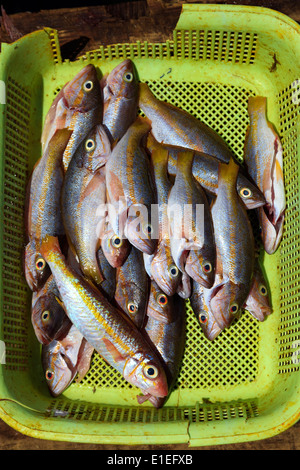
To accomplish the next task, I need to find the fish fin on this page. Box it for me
[275,158,283,181]
[100,74,108,89]
[55,295,65,309]
[75,340,94,383]
[79,172,105,204]
[137,393,152,405]
[111,138,120,151]
[106,171,125,200]
[102,337,126,363]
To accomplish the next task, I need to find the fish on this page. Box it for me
[207,158,255,329]
[31,275,72,345]
[40,235,168,399]
[100,220,131,268]
[244,96,286,254]
[139,82,232,163]
[176,271,192,299]
[189,280,222,341]
[96,247,117,301]
[105,116,157,254]
[243,260,272,321]
[114,246,149,328]
[42,64,103,173]
[42,324,94,397]
[61,124,111,286]
[25,128,72,291]
[168,149,216,288]
[138,294,186,408]
[147,137,182,296]
[146,279,176,324]
[102,59,139,143]
[163,141,266,210]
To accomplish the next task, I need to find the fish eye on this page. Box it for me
[156,293,168,306]
[45,369,54,381]
[127,302,138,314]
[143,364,159,379]
[168,264,179,278]
[35,257,46,271]
[143,224,153,236]
[123,72,133,83]
[259,284,268,296]
[42,310,51,324]
[85,138,95,152]
[239,187,252,199]
[202,261,212,274]
[199,311,208,324]
[83,80,94,92]
[230,303,239,314]
[111,235,122,248]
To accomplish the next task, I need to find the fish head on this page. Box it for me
[123,351,168,398]
[237,173,266,209]
[190,282,222,341]
[209,280,245,329]
[147,280,175,324]
[150,241,182,296]
[125,209,157,255]
[24,241,51,291]
[115,282,147,329]
[42,341,76,397]
[80,124,111,171]
[31,292,71,345]
[104,59,138,101]
[101,224,131,268]
[244,266,272,321]
[63,64,102,113]
[185,248,215,289]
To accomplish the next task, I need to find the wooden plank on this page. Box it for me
[1,1,299,59]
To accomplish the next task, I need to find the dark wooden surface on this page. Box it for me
[0,0,300,450]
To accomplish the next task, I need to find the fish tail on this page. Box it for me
[40,235,61,261]
[146,132,159,153]
[151,146,169,168]
[248,96,267,116]
[139,82,156,106]
[176,149,194,175]
[134,115,152,134]
[218,157,239,187]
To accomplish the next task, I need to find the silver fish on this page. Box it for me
[42,324,94,397]
[61,125,111,286]
[244,96,286,254]
[40,235,168,399]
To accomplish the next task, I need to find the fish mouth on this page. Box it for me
[33,325,52,345]
[185,261,214,289]
[141,381,168,398]
[244,197,266,210]
[137,393,166,408]
[127,235,157,256]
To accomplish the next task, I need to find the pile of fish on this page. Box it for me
[24,59,286,407]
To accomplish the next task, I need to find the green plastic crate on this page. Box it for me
[0,4,300,446]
